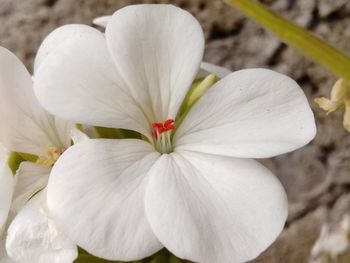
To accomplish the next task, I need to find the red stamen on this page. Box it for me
[164,119,176,130]
[151,119,176,139]
[152,130,158,140]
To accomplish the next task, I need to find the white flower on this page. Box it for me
[34,4,316,263]
[0,146,14,263]
[0,147,12,235]
[0,47,78,263]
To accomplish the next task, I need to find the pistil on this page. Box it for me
[151,119,176,153]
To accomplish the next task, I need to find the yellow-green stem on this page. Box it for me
[225,0,350,80]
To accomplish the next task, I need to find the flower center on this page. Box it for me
[151,119,176,154]
[36,147,65,167]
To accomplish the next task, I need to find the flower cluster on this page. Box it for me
[0,4,316,263]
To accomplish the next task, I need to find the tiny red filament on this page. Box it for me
[152,119,176,139]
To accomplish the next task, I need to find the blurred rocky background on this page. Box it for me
[1,0,350,262]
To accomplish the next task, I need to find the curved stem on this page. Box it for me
[225,0,350,80]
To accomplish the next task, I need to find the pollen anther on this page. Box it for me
[36,147,65,167]
[151,119,176,139]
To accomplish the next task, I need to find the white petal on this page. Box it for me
[34,24,97,72]
[175,68,316,158]
[106,4,204,122]
[0,147,12,231]
[0,147,9,164]
[92,16,111,28]
[197,62,231,79]
[47,139,162,261]
[6,190,77,263]
[0,47,70,156]
[11,162,50,215]
[145,151,288,263]
[70,128,89,144]
[54,118,74,149]
[34,26,151,138]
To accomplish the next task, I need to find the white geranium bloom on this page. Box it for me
[0,47,78,263]
[0,146,12,235]
[0,146,14,263]
[34,4,316,263]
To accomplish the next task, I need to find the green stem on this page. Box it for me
[225,0,350,80]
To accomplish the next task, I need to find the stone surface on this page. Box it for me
[1,0,350,262]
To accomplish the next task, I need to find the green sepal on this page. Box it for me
[8,151,38,175]
[8,152,25,175]
[173,74,217,138]
[178,74,217,117]
[225,0,350,81]
[76,123,84,131]
[74,254,117,263]
[94,127,142,140]
[75,249,191,263]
